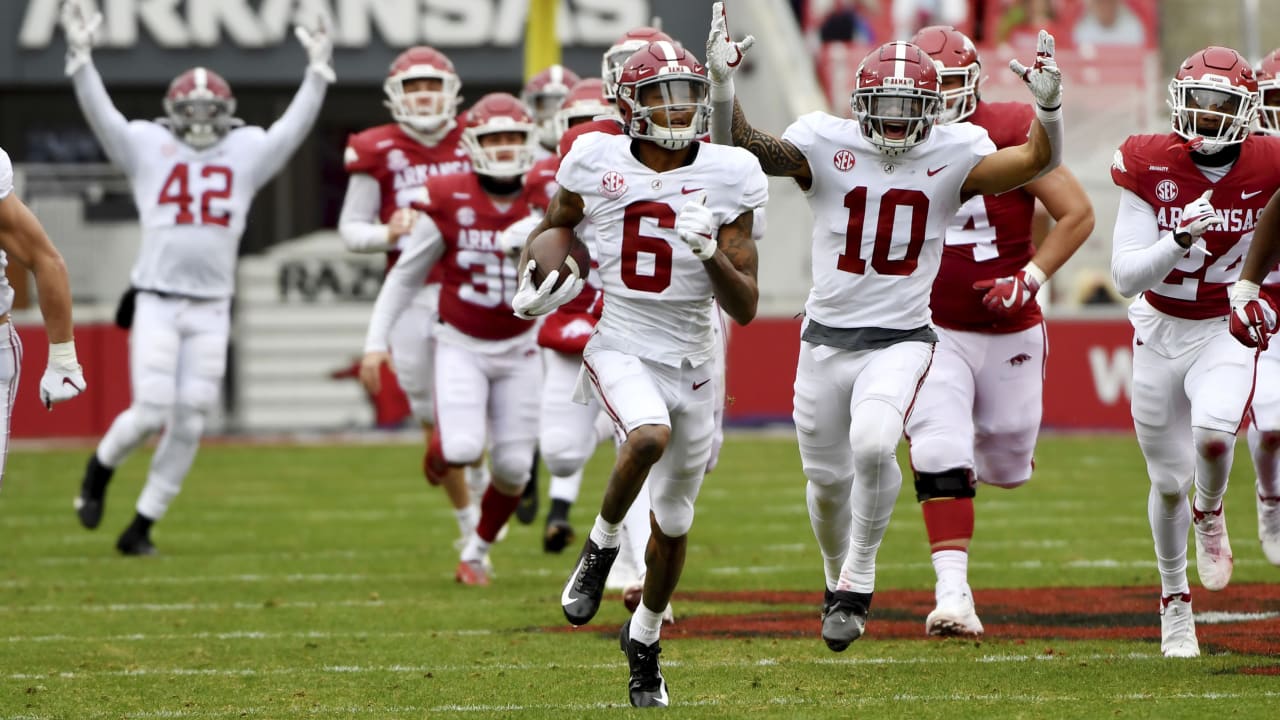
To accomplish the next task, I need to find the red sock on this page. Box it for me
[922,498,974,553]
[424,432,448,486]
[476,485,521,543]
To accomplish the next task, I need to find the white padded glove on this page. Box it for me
[39,341,86,410]
[511,260,585,320]
[706,2,755,89]
[1175,189,1223,243]
[295,12,336,83]
[59,0,102,77]
[1009,30,1062,109]
[676,191,718,261]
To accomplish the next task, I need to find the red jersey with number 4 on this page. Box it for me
[344,123,470,280]
[1111,133,1280,319]
[931,101,1041,333]
[417,173,537,340]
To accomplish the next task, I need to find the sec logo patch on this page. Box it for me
[1155,179,1178,203]
[833,149,856,172]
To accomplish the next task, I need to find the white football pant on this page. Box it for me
[0,323,21,490]
[541,348,607,505]
[1248,344,1280,498]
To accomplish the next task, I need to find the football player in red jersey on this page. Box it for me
[338,47,480,549]
[902,25,1094,640]
[708,2,1063,652]
[1109,46,1280,657]
[522,64,581,158]
[1239,49,1280,569]
[359,93,559,586]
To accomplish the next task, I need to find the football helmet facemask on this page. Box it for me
[163,68,240,149]
[1168,46,1258,154]
[616,41,711,151]
[851,42,943,157]
[384,46,462,136]
[460,93,538,179]
[1255,48,1280,136]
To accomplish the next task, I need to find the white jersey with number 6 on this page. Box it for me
[781,112,995,331]
[71,65,326,300]
[556,132,768,368]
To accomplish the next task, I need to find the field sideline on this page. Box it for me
[2,433,1278,718]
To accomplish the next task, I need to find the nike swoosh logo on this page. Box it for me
[927,165,948,177]
[561,563,581,607]
[1243,190,1263,199]
[692,379,711,391]
[681,186,703,194]
[62,378,83,391]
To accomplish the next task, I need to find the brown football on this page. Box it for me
[528,226,591,290]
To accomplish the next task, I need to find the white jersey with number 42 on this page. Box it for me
[557,132,768,367]
[782,112,996,331]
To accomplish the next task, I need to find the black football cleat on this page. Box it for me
[543,517,575,554]
[561,537,619,625]
[619,620,669,708]
[116,529,157,556]
[74,454,114,530]
[821,589,871,652]
[515,451,540,524]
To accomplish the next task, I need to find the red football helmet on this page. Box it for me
[1168,46,1258,154]
[460,93,538,178]
[554,78,618,146]
[911,25,981,124]
[601,26,675,100]
[616,41,710,151]
[522,65,582,149]
[163,67,239,149]
[851,42,943,157]
[1256,48,1280,136]
[384,46,462,136]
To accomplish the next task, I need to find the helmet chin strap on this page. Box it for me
[1189,139,1241,167]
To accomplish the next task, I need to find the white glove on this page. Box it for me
[1009,30,1062,109]
[39,341,86,410]
[59,0,102,76]
[498,214,544,260]
[1175,189,1223,244]
[511,260,585,320]
[676,191,718,261]
[706,2,755,89]
[1229,280,1278,350]
[295,12,335,83]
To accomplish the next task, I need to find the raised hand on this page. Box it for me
[675,191,718,261]
[59,0,102,76]
[1009,30,1062,109]
[706,2,755,86]
[511,260,584,320]
[1176,189,1223,245]
[295,9,335,83]
[1229,280,1278,349]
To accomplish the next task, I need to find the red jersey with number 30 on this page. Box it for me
[1111,133,1280,319]
[419,173,537,340]
[931,101,1041,333]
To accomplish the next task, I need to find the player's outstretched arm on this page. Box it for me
[706,2,755,146]
[0,192,86,408]
[62,0,138,175]
[253,15,334,188]
[730,99,812,187]
[963,31,1063,196]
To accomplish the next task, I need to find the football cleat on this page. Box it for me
[821,589,871,652]
[1159,592,1200,658]
[1257,492,1280,566]
[115,527,157,557]
[561,538,619,625]
[619,619,669,707]
[543,517,575,554]
[925,581,984,638]
[74,454,113,530]
[455,559,491,586]
[1192,501,1233,591]
[515,453,539,524]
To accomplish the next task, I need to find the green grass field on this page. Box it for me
[2,434,1278,719]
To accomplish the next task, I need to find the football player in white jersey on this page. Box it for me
[513,41,768,708]
[707,3,1063,652]
[0,146,87,486]
[61,0,333,554]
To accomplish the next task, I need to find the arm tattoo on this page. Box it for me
[718,211,759,281]
[731,99,810,180]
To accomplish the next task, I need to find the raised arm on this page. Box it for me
[251,17,334,188]
[61,0,138,174]
[730,99,812,188]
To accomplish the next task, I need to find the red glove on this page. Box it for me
[973,263,1047,315]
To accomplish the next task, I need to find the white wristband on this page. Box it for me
[710,79,735,104]
[1231,279,1261,302]
[49,340,79,367]
[1022,261,1048,286]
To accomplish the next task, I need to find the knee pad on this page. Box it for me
[489,445,532,492]
[849,399,904,468]
[169,405,206,442]
[652,493,695,538]
[914,467,976,502]
[133,402,172,435]
[977,453,1033,489]
[541,429,591,477]
[1193,427,1235,461]
[440,433,485,469]
[1257,430,1280,454]
[800,445,854,490]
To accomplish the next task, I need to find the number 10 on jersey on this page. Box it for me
[836,187,929,276]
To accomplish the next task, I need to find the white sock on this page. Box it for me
[455,506,479,539]
[461,534,491,564]
[466,464,491,503]
[932,549,969,589]
[630,604,664,645]
[1149,486,1190,597]
[589,514,622,548]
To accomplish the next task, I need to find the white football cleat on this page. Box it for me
[1192,501,1233,591]
[1257,492,1280,566]
[1159,593,1200,658]
[925,581,984,638]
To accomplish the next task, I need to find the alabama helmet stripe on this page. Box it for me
[654,40,680,64]
[895,41,906,79]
